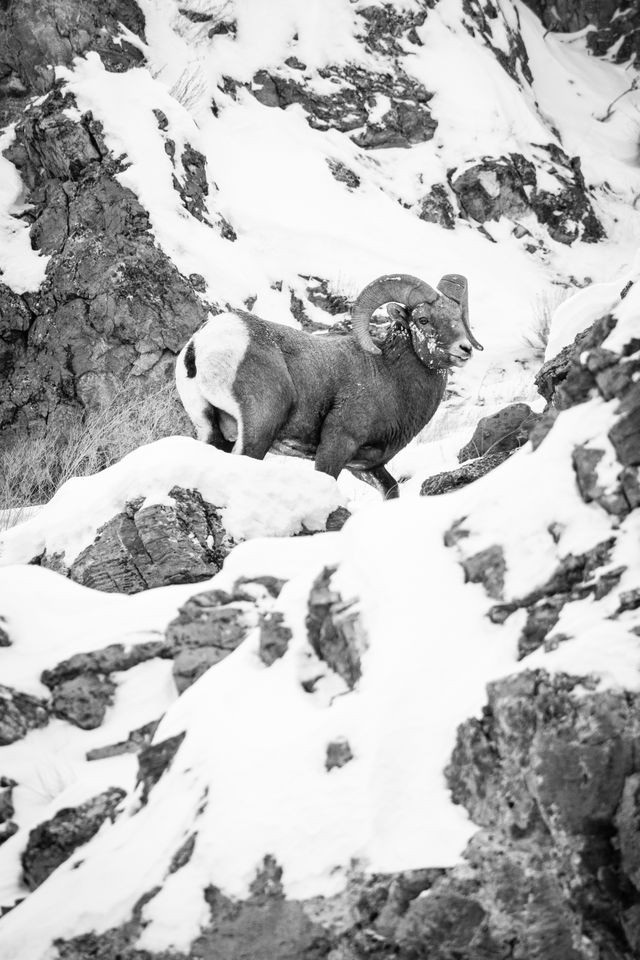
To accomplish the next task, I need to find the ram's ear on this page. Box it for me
[387,303,409,324]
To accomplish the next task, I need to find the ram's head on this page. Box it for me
[351,273,483,369]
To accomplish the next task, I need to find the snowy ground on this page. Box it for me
[0,286,639,956]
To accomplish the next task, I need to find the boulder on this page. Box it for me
[325,737,354,771]
[68,488,232,594]
[48,674,116,730]
[457,402,541,461]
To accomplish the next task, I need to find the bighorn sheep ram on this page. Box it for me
[176,273,483,498]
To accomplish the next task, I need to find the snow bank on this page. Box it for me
[0,437,345,568]
[545,251,640,360]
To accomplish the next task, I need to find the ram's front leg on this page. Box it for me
[350,465,399,499]
[314,419,361,480]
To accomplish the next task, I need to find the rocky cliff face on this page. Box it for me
[0,85,210,448]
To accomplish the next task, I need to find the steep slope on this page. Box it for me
[0,269,638,958]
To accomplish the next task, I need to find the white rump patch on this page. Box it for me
[176,313,249,451]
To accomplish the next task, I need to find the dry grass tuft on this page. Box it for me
[0,382,192,532]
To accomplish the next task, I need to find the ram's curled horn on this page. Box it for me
[351,274,440,354]
[437,274,484,352]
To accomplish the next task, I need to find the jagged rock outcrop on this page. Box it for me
[535,307,640,517]
[523,0,640,66]
[0,88,211,450]
[464,0,534,85]
[33,577,288,736]
[244,3,436,150]
[250,63,436,150]
[21,787,126,890]
[29,482,346,595]
[0,0,145,126]
[62,487,233,594]
[450,149,604,244]
[43,662,640,960]
[442,670,640,958]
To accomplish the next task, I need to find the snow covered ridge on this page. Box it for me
[0,285,639,956]
[0,437,346,585]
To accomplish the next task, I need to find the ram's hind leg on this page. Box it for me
[235,394,291,460]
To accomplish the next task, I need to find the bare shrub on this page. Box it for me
[0,382,193,531]
[169,65,209,113]
[522,287,569,364]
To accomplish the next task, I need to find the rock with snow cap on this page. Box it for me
[69,488,232,594]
